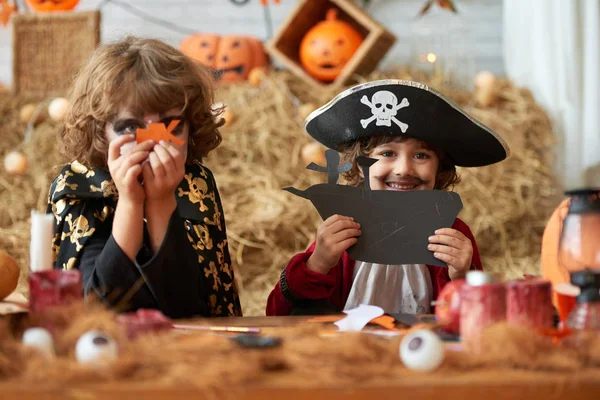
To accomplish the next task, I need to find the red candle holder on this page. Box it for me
[28,269,83,314]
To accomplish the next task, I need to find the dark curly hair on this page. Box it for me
[338,135,461,190]
[60,36,224,169]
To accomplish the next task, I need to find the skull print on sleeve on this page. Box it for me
[48,163,117,271]
[175,162,242,316]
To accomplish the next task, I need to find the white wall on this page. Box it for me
[0,0,504,86]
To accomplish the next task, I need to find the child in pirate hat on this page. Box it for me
[266,79,510,316]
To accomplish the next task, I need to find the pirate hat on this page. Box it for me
[304,80,510,167]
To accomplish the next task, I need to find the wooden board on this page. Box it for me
[267,0,396,91]
[0,374,598,400]
[1,315,598,399]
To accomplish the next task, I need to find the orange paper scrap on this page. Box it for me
[136,120,184,146]
[307,315,399,331]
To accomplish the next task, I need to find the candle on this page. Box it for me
[28,210,83,318]
[30,211,54,273]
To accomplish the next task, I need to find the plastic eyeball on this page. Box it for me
[22,327,55,358]
[75,331,119,367]
[399,329,445,372]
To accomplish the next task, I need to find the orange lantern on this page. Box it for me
[542,189,600,310]
[299,8,364,82]
[25,0,80,12]
[180,34,268,83]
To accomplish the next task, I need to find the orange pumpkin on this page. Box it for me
[180,34,268,83]
[180,34,220,69]
[25,0,80,12]
[299,8,364,82]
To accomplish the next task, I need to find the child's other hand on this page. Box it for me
[306,215,361,275]
[428,228,473,280]
[107,135,154,206]
[142,140,185,205]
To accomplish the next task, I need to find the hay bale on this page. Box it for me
[0,70,561,316]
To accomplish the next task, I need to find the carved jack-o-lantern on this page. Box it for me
[25,0,80,12]
[180,34,269,83]
[180,34,220,69]
[299,8,364,82]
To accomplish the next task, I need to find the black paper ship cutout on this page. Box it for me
[284,149,463,267]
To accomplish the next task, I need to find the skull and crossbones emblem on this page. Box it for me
[359,91,409,132]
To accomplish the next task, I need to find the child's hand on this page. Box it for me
[107,135,154,206]
[142,141,185,206]
[428,228,473,279]
[306,215,361,275]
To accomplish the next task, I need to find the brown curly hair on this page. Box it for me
[60,36,223,169]
[339,136,461,190]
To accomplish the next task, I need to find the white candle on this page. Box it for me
[30,211,55,273]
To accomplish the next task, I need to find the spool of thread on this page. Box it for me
[506,278,554,330]
[460,271,506,354]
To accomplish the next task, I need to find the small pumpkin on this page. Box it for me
[298,102,317,121]
[25,0,80,12]
[299,8,364,82]
[180,34,269,83]
[0,250,19,300]
[301,142,327,167]
[4,151,28,175]
[247,67,267,87]
[20,103,45,124]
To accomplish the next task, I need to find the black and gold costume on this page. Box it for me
[46,160,242,318]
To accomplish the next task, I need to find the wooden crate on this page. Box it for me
[267,0,396,91]
[12,11,101,96]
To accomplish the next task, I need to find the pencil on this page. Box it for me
[171,324,261,333]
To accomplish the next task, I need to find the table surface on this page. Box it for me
[0,315,599,400]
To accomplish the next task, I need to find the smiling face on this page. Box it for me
[215,36,267,82]
[180,34,220,70]
[365,137,439,192]
[299,9,364,82]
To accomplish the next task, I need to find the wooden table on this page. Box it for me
[0,316,599,400]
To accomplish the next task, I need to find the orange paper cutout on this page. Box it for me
[371,315,398,330]
[0,1,16,27]
[307,314,399,331]
[136,120,184,146]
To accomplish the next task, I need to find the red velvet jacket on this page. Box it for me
[266,218,482,316]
